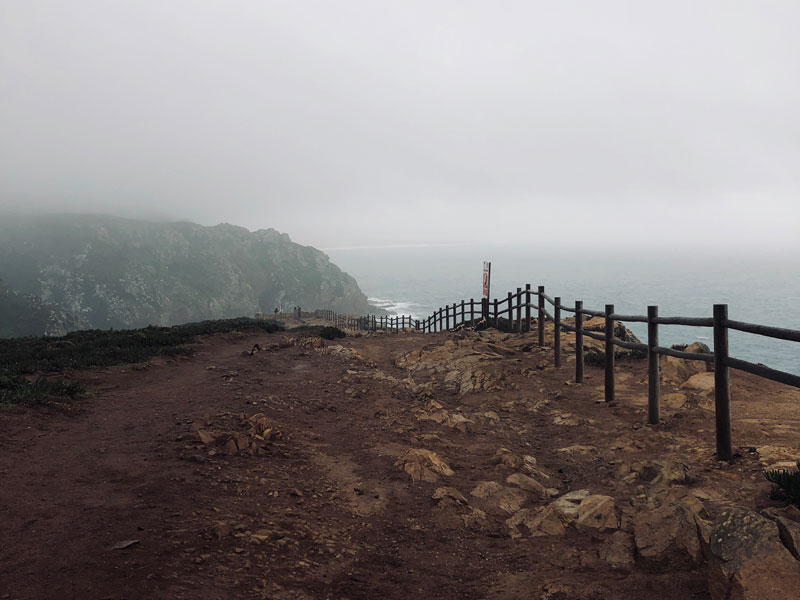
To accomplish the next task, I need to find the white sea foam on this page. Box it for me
[368,297,425,320]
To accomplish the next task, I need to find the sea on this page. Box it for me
[325,243,800,376]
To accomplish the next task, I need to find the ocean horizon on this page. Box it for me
[326,243,800,377]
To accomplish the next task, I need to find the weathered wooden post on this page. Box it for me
[537,286,545,345]
[470,298,474,323]
[453,303,458,328]
[459,301,464,328]
[647,306,660,424]
[713,304,732,461]
[516,287,522,333]
[554,296,562,368]
[494,299,499,328]
[507,292,512,332]
[575,301,584,383]
[605,304,615,403]
[444,305,449,331]
[525,284,531,333]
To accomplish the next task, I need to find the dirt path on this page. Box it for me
[1,326,798,599]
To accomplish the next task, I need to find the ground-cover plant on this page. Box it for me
[319,326,346,340]
[0,317,283,374]
[764,461,800,506]
[0,317,283,404]
[0,369,85,406]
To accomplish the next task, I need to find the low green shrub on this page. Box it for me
[0,369,85,405]
[0,317,283,374]
[319,326,346,340]
[764,462,800,506]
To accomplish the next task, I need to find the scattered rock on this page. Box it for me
[494,449,549,480]
[680,372,715,394]
[214,521,233,539]
[395,449,454,482]
[470,481,528,516]
[196,429,215,445]
[505,506,566,537]
[505,473,548,502]
[632,459,693,486]
[432,487,469,506]
[709,507,800,600]
[556,445,596,456]
[575,495,619,532]
[551,490,590,521]
[110,539,140,550]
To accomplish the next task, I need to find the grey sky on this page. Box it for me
[1,1,798,250]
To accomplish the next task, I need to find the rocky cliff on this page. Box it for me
[0,215,375,336]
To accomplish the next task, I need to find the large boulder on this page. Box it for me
[633,498,710,572]
[582,317,646,364]
[708,508,800,599]
[661,342,712,384]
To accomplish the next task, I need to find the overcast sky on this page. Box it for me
[1,1,798,250]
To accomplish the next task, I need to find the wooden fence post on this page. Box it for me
[470,298,474,323]
[507,292,512,333]
[516,287,522,333]
[537,286,545,345]
[525,284,531,333]
[575,301,584,383]
[453,303,458,328]
[647,306,660,425]
[445,305,450,331]
[713,304,732,461]
[605,304,615,403]
[554,296,561,368]
[459,301,464,328]
[494,299,499,329]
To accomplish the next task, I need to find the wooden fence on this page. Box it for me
[315,287,800,461]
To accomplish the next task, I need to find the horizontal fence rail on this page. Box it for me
[315,284,800,461]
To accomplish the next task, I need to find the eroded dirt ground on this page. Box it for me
[1,320,798,599]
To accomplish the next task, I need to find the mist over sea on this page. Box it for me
[326,244,800,376]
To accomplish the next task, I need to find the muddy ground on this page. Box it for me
[1,320,798,599]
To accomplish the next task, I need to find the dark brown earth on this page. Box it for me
[1,320,798,600]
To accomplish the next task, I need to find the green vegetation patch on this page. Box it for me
[0,317,283,404]
[0,369,85,406]
[319,326,347,340]
[764,462,800,507]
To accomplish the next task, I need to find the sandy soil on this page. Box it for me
[1,322,798,600]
